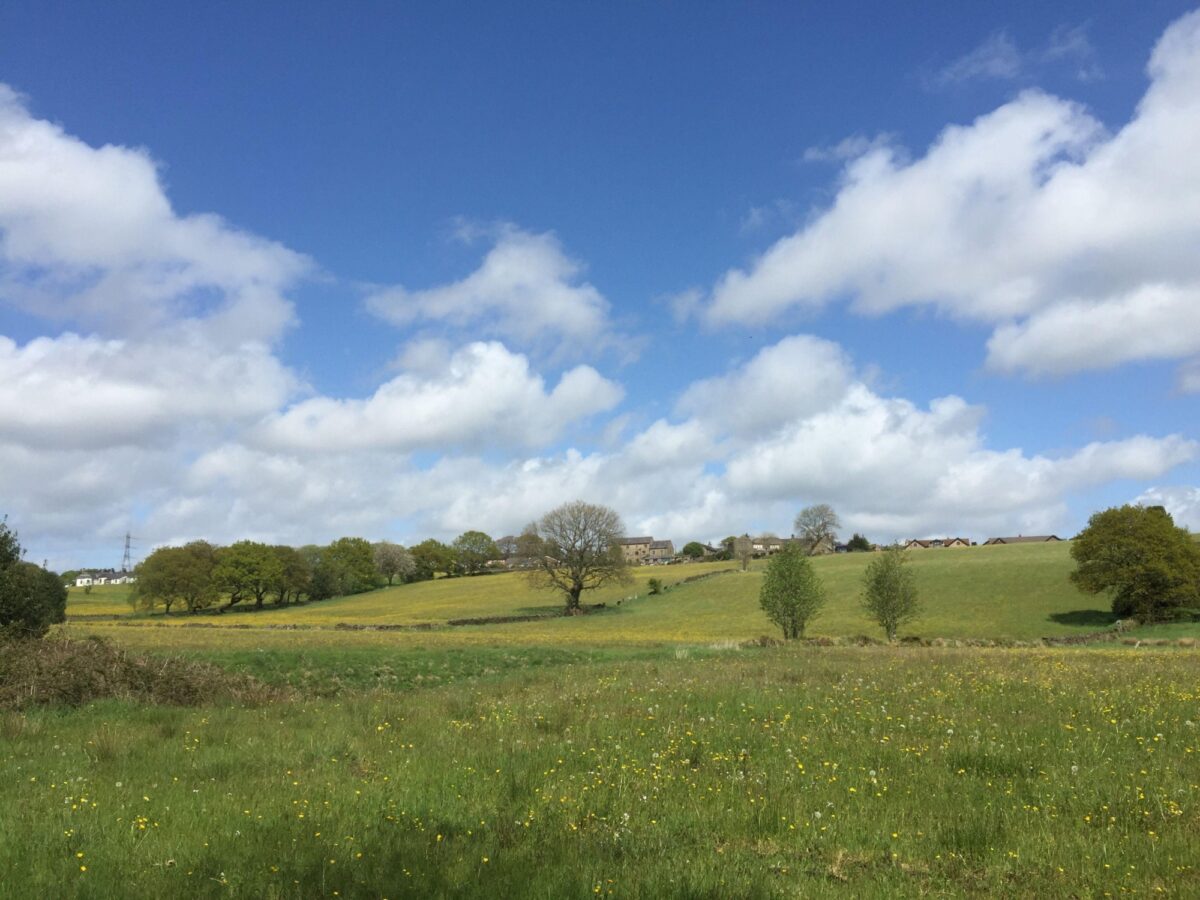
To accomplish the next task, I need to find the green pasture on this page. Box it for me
[2,647,1197,898]
[67,543,1133,646]
[64,582,133,616]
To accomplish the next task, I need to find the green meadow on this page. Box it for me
[2,648,1198,898]
[2,541,1196,897]
[71,543,1121,644]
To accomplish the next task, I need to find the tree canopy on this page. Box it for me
[794,504,840,554]
[759,545,825,639]
[522,500,632,612]
[214,540,284,609]
[411,539,457,580]
[133,541,219,614]
[373,541,415,585]
[1070,504,1200,622]
[861,547,921,641]
[846,533,872,552]
[452,531,499,575]
[680,541,707,559]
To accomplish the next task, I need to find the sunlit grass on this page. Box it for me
[2,647,1196,897]
[66,543,1128,646]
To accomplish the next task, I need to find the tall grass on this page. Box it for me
[1,647,1196,897]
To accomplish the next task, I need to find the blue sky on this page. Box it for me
[2,1,1199,568]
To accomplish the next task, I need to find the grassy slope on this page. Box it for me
[63,582,133,616]
[66,543,1137,648]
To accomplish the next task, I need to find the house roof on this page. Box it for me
[616,536,653,545]
[649,540,673,550]
[984,535,1061,544]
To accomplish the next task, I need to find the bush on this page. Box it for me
[0,635,282,709]
[648,578,663,595]
[0,518,67,639]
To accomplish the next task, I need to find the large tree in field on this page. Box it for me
[759,545,826,639]
[133,541,219,614]
[1071,505,1200,622]
[452,531,499,575]
[794,504,841,555]
[680,541,706,559]
[373,541,415,586]
[861,547,921,641]
[522,500,632,613]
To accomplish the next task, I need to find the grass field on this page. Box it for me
[13,541,1195,897]
[67,544,1124,646]
[2,646,1197,898]
[64,583,134,616]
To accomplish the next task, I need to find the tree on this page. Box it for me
[452,531,499,575]
[861,547,921,641]
[0,519,67,639]
[271,545,311,604]
[758,546,825,639]
[521,500,632,612]
[680,541,706,559]
[794,504,841,555]
[214,541,284,610]
[132,541,219,614]
[373,541,415,586]
[846,533,872,552]
[299,545,338,601]
[411,539,457,581]
[324,537,379,595]
[719,536,737,561]
[495,535,519,560]
[1070,505,1200,622]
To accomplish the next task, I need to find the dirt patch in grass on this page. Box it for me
[0,635,285,710]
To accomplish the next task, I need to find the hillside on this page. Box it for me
[67,542,1123,645]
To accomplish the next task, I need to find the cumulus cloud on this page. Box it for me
[707,10,1200,382]
[365,225,628,360]
[1133,485,1200,531]
[0,331,296,449]
[0,85,308,344]
[255,341,623,453]
[676,335,853,438]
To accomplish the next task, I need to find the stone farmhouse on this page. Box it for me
[616,537,676,564]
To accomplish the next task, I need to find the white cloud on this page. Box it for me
[933,31,1024,86]
[1133,485,1200,531]
[0,331,296,449]
[930,24,1102,88]
[707,10,1200,381]
[255,341,622,453]
[0,84,308,344]
[365,225,627,360]
[676,335,853,438]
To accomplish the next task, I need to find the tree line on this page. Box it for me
[131,530,507,615]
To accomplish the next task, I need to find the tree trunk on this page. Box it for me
[566,586,582,613]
